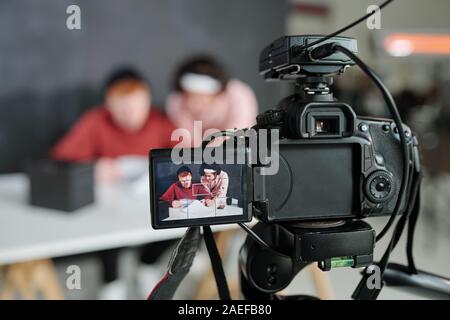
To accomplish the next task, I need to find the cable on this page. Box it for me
[352,171,421,299]
[406,182,420,274]
[322,44,418,299]
[377,170,421,275]
[292,0,400,241]
[307,38,421,299]
[238,223,290,258]
[296,0,394,52]
[202,130,235,142]
[331,45,410,242]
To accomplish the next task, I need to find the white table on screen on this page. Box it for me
[164,202,243,221]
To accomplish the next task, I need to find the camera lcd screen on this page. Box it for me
[150,149,251,229]
[263,143,359,221]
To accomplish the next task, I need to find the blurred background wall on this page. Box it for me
[288,0,450,90]
[4,0,450,173]
[0,0,287,173]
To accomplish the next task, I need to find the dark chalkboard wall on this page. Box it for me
[0,0,287,172]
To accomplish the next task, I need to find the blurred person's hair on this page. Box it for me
[103,67,150,98]
[172,56,229,93]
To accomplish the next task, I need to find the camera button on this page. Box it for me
[375,155,385,166]
[267,275,277,285]
[266,264,278,274]
[359,123,369,132]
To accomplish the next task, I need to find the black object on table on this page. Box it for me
[28,160,94,212]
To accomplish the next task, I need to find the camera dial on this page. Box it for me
[365,171,394,203]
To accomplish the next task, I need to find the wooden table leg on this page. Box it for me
[309,264,335,300]
[0,259,64,300]
[32,259,65,300]
[0,262,35,299]
[0,266,4,290]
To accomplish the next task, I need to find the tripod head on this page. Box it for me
[239,220,375,298]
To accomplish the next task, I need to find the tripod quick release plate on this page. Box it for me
[292,220,375,271]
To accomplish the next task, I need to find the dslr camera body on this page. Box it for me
[253,35,415,224]
[149,35,419,296]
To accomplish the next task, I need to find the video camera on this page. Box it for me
[149,35,421,298]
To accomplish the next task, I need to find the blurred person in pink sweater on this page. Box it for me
[166,56,258,147]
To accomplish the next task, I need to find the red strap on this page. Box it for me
[147,271,170,300]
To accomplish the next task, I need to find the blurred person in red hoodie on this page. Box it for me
[51,68,175,182]
[51,68,177,299]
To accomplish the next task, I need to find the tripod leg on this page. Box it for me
[194,230,237,300]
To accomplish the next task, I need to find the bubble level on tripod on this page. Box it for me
[330,257,354,268]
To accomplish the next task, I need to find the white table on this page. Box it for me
[0,174,245,299]
[165,202,243,221]
[0,174,231,265]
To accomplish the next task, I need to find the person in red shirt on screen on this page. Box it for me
[160,166,211,208]
[51,68,176,183]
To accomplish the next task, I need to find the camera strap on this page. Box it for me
[147,226,231,300]
[147,227,202,300]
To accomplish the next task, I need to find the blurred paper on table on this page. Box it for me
[116,156,148,181]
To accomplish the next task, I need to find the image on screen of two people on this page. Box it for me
[157,163,243,221]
